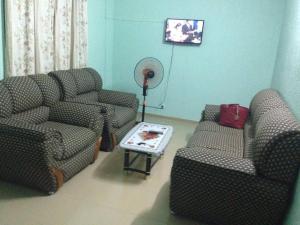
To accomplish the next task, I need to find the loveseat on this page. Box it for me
[0,75,104,194]
[170,89,300,225]
[49,68,139,151]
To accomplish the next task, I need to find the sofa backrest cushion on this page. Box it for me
[252,96,288,133]
[249,89,279,115]
[49,70,77,100]
[11,106,50,124]
[30,75,61,106]
[0,82,13,118]
[84,67,103,91]
[3,77,43,113]
[49,68,103,100]
[253,108,300,184]
[71,68,98,94]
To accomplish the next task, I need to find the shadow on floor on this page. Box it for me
[93,147,151,185]
[0,181,43,200]
[130,181,202,225]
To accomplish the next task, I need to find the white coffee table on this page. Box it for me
[120,122,173,176]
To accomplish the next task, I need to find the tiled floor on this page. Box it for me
[0,114,201,225]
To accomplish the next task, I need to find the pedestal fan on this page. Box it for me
[134,57,164,122]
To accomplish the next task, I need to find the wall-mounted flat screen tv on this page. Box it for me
[165,18,204,45]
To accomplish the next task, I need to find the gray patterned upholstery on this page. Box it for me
[112,106,136,128]
[112,119,137,144]
[72,91,99,102]
[249,88,280,115]
[30,74,61,106]
[11,106,50,124]
[0,118,63,193]
[187,131,244,158]
[201,104,220,122]
[49,68,139,151]
[0,75,104,194]
[49,101,103,137]
[98,89,139,110]
[253,108,300,183]
[0,82,13,118]
[71,68,97,94]
[49,70,77,100]
[194,121,243,136]
[58,142,96,180]
[3,77,44,113]
[40,121,96,160]
[170,88,300,225]
[252,96,288,131]
[85,67,103,91]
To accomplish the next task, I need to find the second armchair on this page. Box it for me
[49,68,139,151]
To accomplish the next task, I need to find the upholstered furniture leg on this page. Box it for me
[111,133,117,149]
[50,167,64,191]
[93,137,102,162]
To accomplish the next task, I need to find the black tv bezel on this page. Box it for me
[164,18,205,45]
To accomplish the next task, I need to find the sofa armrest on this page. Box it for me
[49,102,104,137]
[0,118,63,193]
[0,118,61,142]
[67,99,114,114]
[175,147,256,175]
[98,89,139,110]
[170,147,290,225]
[202,104,220,122]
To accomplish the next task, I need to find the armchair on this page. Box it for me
[49,68,139,151]
[0,75,104,194]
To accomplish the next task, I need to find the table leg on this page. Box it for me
[146,153,152,176]
[124,149,130,172]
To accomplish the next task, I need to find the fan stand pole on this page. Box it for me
[141,79,148,122]
[142,95,146,122]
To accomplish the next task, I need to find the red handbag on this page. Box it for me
[219,104,249,129]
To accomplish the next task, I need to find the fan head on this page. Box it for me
[134,57,164,89]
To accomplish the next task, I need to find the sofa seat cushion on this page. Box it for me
[187,131,244,158]
[40,121,96,160]
[111,105,136,128]
[194,121,243,136]
[11,106,49,124]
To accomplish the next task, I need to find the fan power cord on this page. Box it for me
[159,44,175,107]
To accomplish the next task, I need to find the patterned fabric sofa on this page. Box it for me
[49,68,139,151]
[0,75,104,194]
[170,89,300,225]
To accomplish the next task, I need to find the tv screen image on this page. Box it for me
[165,19,204,45]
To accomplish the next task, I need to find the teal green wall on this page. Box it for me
[110,0,285,121]
[271,0,300,224]
[272,0,300,120]
[88,0,106,85]
[88,0,113,89]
